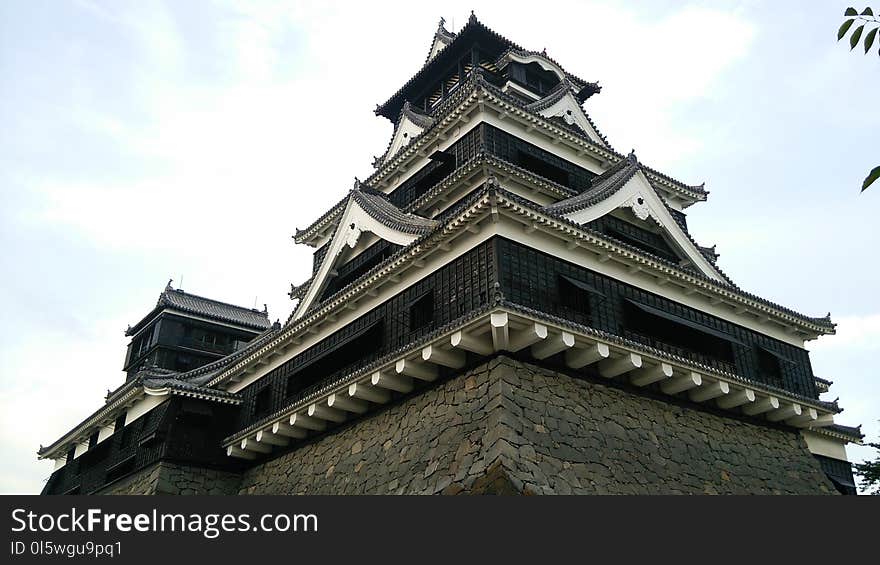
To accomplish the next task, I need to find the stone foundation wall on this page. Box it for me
[238,357,836,495]
[97,462,241,495]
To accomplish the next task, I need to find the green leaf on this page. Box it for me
[863,166,880,192]
[845,7,858,15]
[851,24,865,49]
[861,7,874,16]
[865,27,878,52]
[839,18,855,40]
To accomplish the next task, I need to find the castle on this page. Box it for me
[39,15,861,495]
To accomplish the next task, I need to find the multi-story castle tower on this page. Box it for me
[39,15,861,495]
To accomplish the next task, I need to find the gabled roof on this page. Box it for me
[376,12,515,120]
[494,47,599,97]
[424,17,457,64]
[374,102,436,168]
[291,182,438,320]
[376,14,597,121]
[524,77,601,111]
[126,282,271,336]
[544,152,640,214]
[543,152,728,282]
[352,183,439,235]
[524,78,609,148]
[365,69,708,206]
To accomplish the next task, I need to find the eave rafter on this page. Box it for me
[223,307,841,461]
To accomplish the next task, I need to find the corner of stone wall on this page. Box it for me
[97,462,242,495]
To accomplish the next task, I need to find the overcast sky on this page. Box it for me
[1,0,877,494]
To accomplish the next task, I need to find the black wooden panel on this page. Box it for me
[495,238,818,398]
[236,240,496,431]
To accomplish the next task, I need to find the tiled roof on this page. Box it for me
[289,184,437,314]
[126,283,271,336]
[471,75,708,200]
[294,194,348,244]
[525,78,581,111]
[373,102,436,168]
[540,153,735,285]
[814,375,833,389]
[376,14,600,121]
[141,375,241,403]
[494,47,598,97]
[422,17,457,65]
[375,12,518,120]
[823,423,864,441]
[364,70,707,204]
[352,184,439,235]
[289,277,313,301]
[544,152,640,215]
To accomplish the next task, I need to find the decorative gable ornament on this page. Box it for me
[621,193,663,228]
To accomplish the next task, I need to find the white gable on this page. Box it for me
[427,35,452,62]
[560,170,724,281]
[293,198,423,320]
[382,113,427,164]
[535,90,608,148]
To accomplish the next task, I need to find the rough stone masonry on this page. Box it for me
[100,357,835,495]
[239,357,835,495]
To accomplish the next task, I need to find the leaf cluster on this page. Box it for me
[838,7,880,55]
[854,441,880,495]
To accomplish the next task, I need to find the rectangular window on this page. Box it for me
[119,425,133,449]
[757,347,784,386]
[624,299,737,368]
[558,274,600,321]
[516,150,569,186]
[254,387,272,419]
[286,320,385,400]
[409,291,435,332]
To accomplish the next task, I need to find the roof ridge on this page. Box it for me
[160,288,268,316]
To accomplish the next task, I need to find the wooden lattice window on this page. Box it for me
[253,387,271,419]
[409,291,435,332]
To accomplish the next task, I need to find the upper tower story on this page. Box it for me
[122,281,272,378]
[376,15,601,126]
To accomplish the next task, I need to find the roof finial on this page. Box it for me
[165,278,173,291]
[627,149,638,164]
[468,10,477,24]
[352,177,362,191]
[263,303,268,314]
[438,17,446,30]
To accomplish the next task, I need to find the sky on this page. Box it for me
[1,0,877,494]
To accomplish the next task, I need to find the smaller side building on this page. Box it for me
[123,281,271,378]
[39,283,275,495]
